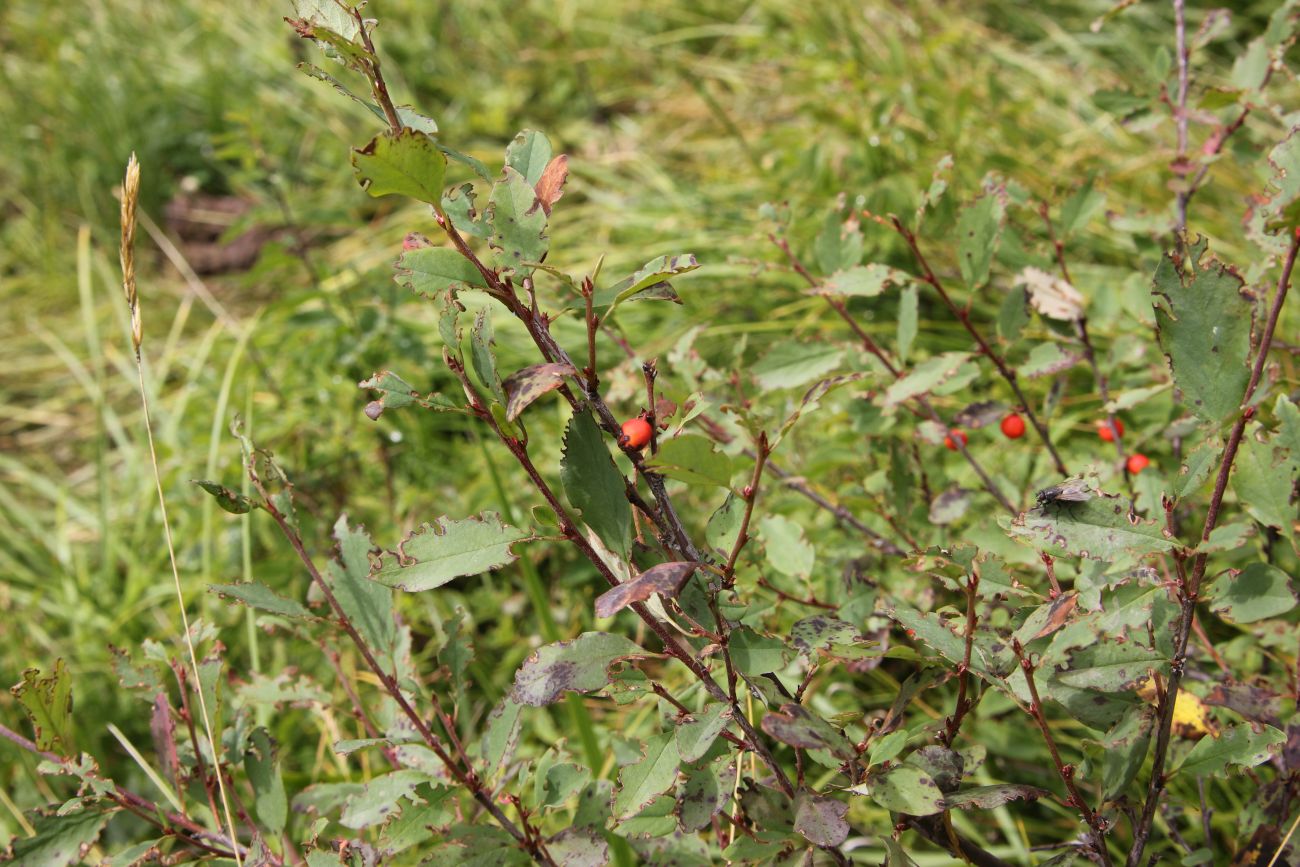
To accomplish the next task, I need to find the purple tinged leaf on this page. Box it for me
[594,562,697,619]
[502,363,576,421]
[793,791,849,847]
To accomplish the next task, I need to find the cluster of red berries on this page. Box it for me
[942,413,1151,475]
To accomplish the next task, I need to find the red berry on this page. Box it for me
[1097,418,1125,442]
[943,430,968,451]
[1127,453,1150,474]
[621,417,652,450]
[1000,413,1025,439]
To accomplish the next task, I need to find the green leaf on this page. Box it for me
[1095,706,1154,799]
[502,362,576,421]
[470,309,504,403]
[1206,563,1296,624]
[1175,437,1221,499]
[644,436,734,487]
[11,659,73,752]
[328,516,396,655]
[209,582,313,620]
[1008,492,1178,559]
[245,728,288,834]
[897,284,919,363]
[760,704,856,760]
[378,786,455,856]
[882,352,973,407]
[1230,38,1270,91]
[793,791,849,847]
[998,286,1030,341]
[352,128,447,206]
[868,730,909,767]
[595,253,699,308]
[677,759,729,832]
[748,340,846,393]
[561,411,632,558]
[595,562,697,619]
[814,210,864,273]
[511,632,650,706]
[1231,424,1300,546]
[7,807,111,867]
[729,627,791,676]
[851,765,945,816]
[394,247,488,298]
[790,615,873,661]
[818,263,909,297]
[358,370,459,416]
[943,784,1050,810]
[371,513,530,592]
[505,130,553,187]
[1152,237,1253,424]
[1174,723,1285,778]
[957,188,1007,288]
[193,479,255,514]
[487,166,548,274]
[341,770,433,829]
[1019,342,1081,379]
[480,697,523,779]
[613,732,681,820]
[705,493,743,556]
[1057,640,1164,691]
[1059,178,1105,237]
[758,514,815,577]
[675,704,732,763]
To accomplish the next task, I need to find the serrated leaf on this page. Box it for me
[613,732,680,820]
[957,189,1006,289]
[1152,236,1253,424]
[561,411,631,558]
[11,659,73,752]
[328,515,396,656]
[7,807,111,867]
[851,765,945,816]
[882,352,973,407]
[209,582,313,620]
[677,759,729,832]
[371,513,530,592]
[358,370,459,416]
[644,436,733,487]
[505,130,552,187]
[1206,563,1295,624]
[793,791,849,847]
[818,263,909,297]
[1009,492,1178,559]
[1174,723,1285,778]
[502,363,576,421]
[761,704,856,760]
[751,342,844,392]
[487,166,548,274]
[352,128,446,205]
[1095,705,1155,799]
[595,562,697,619]
[341,770,432,829]
[676,704,732,763]
[193,479,255,514]
[1231,425,1300,546]
[512,632,650,706]
[394,247,488,297]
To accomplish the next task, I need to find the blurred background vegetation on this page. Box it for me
[0,0,1293,858]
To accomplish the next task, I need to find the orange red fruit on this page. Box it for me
[943,430,968,451]
[1127,453,1150,474]
[1000,413,1025,439]
[621,417,652,450]
[1097,418,1124,442]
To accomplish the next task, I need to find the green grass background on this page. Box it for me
[0,0,1292,859]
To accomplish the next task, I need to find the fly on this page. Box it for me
[1035,479,1092,508]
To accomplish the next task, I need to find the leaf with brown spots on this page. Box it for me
[760,704,856,761]
[511,632,650,706]
[793,790,849,847]
[594,561,697,619]
[11,659,74,752]
[502,362,576,421]
[944,783,1051,810]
